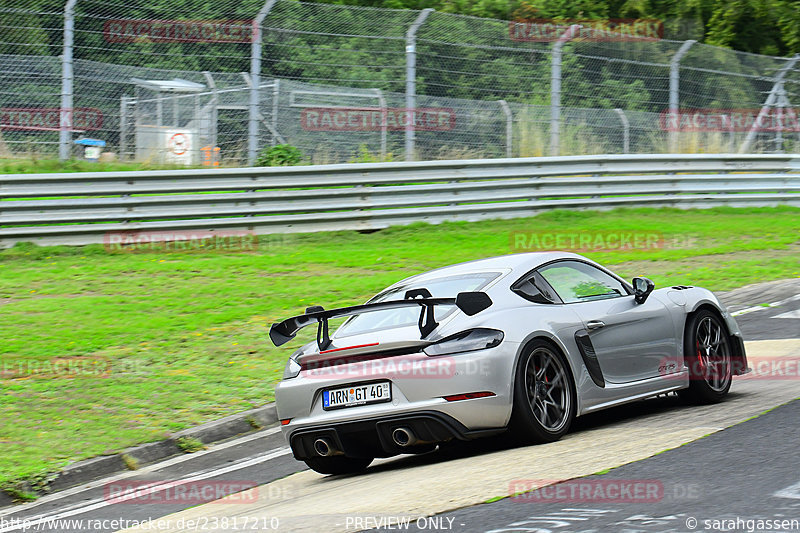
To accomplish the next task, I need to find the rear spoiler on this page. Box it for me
[269,289,492,350]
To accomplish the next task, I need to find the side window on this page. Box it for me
[538,261,627,304]
[512,271,560,304]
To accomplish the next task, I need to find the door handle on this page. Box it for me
[586,320,605,330]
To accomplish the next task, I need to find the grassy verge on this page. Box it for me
[0,158,198,174]
[1,206,799,488]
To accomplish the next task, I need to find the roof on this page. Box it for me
[131,78,206,93]
[391,252,587,288]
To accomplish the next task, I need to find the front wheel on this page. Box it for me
[303,456,373,476]
[678,310,733,404]
[509,340,576,443]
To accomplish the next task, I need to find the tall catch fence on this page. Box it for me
[1,0,799,165]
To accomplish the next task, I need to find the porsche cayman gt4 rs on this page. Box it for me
[270,252,749,475]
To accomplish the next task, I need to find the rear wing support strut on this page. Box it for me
[269,290,493,350]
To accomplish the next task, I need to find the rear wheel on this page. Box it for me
[510,340,575,443]
[303,456,373,476]
[678,310,732,404]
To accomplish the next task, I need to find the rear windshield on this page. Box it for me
[335,272,500,338]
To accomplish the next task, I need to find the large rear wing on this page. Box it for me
[269,289,492,350]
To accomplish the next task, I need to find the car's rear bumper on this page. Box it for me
[275,343,518,458]
[287,410,505,460]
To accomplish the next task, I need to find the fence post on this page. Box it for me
[203,71,218,153]
[119,96,129,161]
[405,8,434,162]
[774,84,793,154]
[272,79,280,147]
[614,108,630,154]
[249,0,277,166]
[498,100,513,157]
[668,40,696,153]
[738,54,800,154]
[59,0,78,161]
[374,89,388,160]
[550,25,581,157]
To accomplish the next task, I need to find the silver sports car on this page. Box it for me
[270,252,749,475]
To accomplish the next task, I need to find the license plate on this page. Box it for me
[323,382,391,410]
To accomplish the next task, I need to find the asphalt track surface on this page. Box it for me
[410,398,800,533]
[0,280,797,533]
[722,278,800,341]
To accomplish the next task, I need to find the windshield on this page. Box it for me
[334,272,501,338]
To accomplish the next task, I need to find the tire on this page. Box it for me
[509,339,576,443]
[303,456,373,476]
[677,309,733,404]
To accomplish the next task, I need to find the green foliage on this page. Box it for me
[175,436,206,453]
[0,158,193,175]
[246,416,263,430]
[705,0,800,55]
[254,144,305,167]
[314,0,800,56]
[121,454,139,471]
[348,144,394,163]
[0,468,56,503]
[2,484,38,503]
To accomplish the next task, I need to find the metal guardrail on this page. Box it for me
[1,154,799,248]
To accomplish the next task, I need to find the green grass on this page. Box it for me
[1,206,799,488]
[175,436,205,454]
[0,158,198,174]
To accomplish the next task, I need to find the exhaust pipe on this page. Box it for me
[313,438,335,457]
[392,427,418,447]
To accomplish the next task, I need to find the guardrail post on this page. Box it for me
[498,100,513,158]
[405,8,434,162]
[668,40,695,154]
[739,54,800,154]
[249,0,277,166]
[550,25,581,157]
[614,108,630,154]
[59,0,78,161]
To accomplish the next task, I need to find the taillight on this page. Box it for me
[443,391,496,402]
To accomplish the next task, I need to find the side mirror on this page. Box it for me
[632,277,655,304]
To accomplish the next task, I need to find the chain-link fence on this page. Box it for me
[1,0,799,165]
